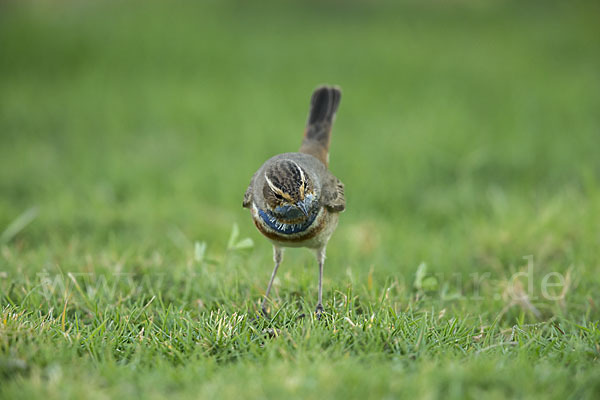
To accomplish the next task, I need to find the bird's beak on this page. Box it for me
[295,201,309,217]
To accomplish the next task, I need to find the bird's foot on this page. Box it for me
[315,304,324,319]
[261,306,270,318]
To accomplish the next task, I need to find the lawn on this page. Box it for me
[1,0,599,398]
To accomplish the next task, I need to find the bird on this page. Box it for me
[243,85,345,318]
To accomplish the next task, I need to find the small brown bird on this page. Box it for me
[243,85,345,317]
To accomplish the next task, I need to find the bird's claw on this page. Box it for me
[315,304,324,319]
[261,306,270,318]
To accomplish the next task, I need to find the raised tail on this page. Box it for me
[299,85,342,167]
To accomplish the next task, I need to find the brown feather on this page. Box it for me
[299,85,342,167]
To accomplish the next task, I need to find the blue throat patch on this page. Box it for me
[258,208,318,235]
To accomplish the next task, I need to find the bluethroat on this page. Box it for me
[243,85,345,318]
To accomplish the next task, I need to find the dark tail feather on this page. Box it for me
[299,85,342,167]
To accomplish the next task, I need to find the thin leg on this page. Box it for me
[262,246,283,316]
[315,247,326,318]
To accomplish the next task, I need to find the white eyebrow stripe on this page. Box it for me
[264,173,281,194]
[290,160,305,187]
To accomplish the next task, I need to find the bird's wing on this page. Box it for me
[242,173,257,208]
[322,175,345,212]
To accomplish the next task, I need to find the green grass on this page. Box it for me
[1,0,600,398]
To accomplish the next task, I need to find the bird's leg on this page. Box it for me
[315,247,326,318]
[262,246,283,316]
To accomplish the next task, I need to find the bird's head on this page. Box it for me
[262,159,318,222]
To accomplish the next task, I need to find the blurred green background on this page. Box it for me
[1,0,599,398]
[2,0,599,258]
[2,0,599,282]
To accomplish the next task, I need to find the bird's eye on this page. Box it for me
[274,193,283,200]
